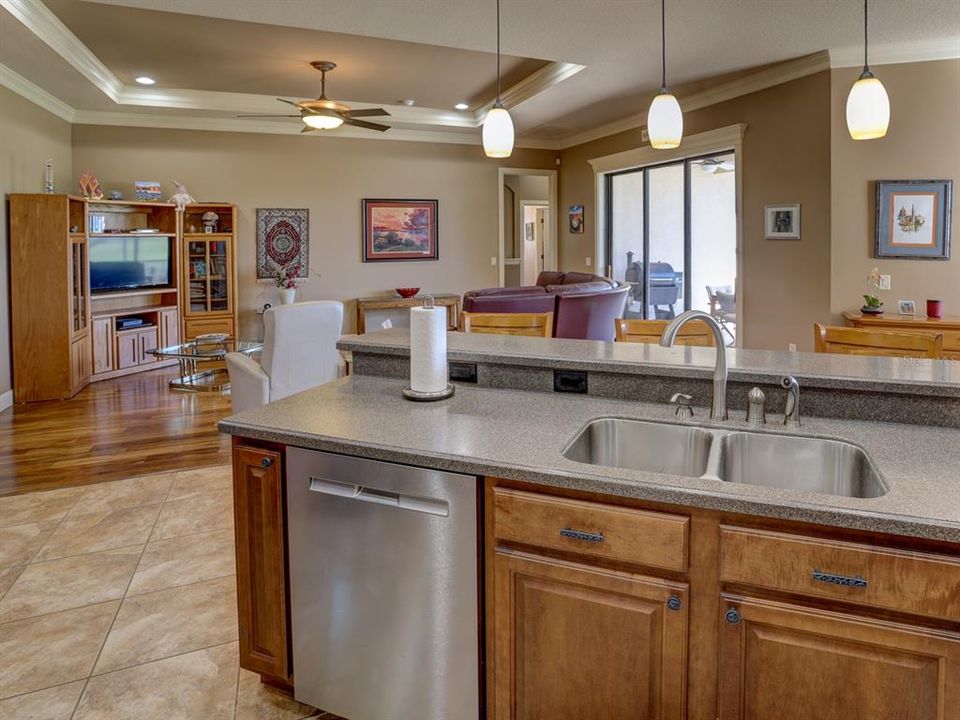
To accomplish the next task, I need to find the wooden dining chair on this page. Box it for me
[461,311,554,338]
[813,323,943,359]
[614,318,715,346]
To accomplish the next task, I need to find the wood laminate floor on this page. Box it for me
[0,367,233,496]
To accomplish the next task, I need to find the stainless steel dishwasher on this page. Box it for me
[286,447,479,720]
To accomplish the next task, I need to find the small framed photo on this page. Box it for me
[568,204,584,234]
[898,300,916,316]
[765,204,800,239]
[876,180,952,260]
[362,199,438,262]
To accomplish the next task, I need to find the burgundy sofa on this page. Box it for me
[462,272,629,341]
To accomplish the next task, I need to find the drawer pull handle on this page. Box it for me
[812,570,868,589]
[559,528,604,544]
[260,457,273,469]
[667,595,682,611]
[725,608,741,625]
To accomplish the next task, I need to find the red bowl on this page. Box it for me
[395,287,420,298]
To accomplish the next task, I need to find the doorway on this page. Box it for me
[604,151,737,341]
[498,169,558,287]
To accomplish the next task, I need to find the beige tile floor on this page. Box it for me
[0,466,338,720]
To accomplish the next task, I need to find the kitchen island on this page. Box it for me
[220,335,960,720]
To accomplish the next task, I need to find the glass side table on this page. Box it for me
[152,334,263,393]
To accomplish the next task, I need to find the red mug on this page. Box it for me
[927,300,943,319]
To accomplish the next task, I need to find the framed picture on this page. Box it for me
[363,199,438,262]
[898,299,916,316]
[765,204,800,239]
[256,208,309,279]
[568,204,584,234]
[876,180,953,260]
[524,221,535,243]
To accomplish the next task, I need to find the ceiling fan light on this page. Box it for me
[647,91,683,149]
[482,105,514,158]
[303,114,344,130]
[846,71,890,140]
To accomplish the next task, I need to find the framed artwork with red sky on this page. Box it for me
[362,199,438,262]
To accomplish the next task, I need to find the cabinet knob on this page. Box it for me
[667,595,682,611]
[725,607,741,625]
[260,457,272,469]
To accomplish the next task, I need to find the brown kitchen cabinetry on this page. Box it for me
[232,439,292,685]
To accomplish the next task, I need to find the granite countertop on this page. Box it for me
[220,375,960,542]
[338,328,960,397]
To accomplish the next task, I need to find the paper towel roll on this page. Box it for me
[410,305,448,393]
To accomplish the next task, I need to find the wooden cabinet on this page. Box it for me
[138,327,158,365]
[184,316,235,340]
[180,204,237,339]
[493,549,688,719]
[159,308,180,348]
[718,595,960,720]
[69,336,92,392]
[115,327,158,370]
[232,441,291,684]
[92,318,114,374]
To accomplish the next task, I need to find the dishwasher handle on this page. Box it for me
[308,476,449,517]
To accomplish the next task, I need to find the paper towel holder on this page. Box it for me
[402,295,455,402]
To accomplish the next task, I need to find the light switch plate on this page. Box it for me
[585,257,592,267]
[490,256,497,266]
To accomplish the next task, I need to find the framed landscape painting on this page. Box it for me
[876,180,953,260]
[362,199,438,262]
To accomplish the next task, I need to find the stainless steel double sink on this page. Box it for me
[562,417,886,499]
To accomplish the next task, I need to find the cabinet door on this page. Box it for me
[718,595,960,720]
[493,549,687,719]
[116,332,139,369]
[138,328,159,365]
[92,318,115,374]
[233,443,291,683]
[159,309,180,348]
[69,337,91,391]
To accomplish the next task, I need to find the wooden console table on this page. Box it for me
[843,310,960,359]
[356,294,461,334]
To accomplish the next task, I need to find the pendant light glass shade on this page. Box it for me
[483,103,514,158]
[303,114,344,130]
[483,0,513,158]
[647,91,683,149]
[846,71,889,140]
[846,0,889,140]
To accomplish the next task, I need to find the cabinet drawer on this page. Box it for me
[493,488,688,572]
[720,526,960,622]
[184,317,234,340]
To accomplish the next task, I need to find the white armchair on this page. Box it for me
[226,301,345,414]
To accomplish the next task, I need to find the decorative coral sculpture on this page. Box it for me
[167,180,196,211]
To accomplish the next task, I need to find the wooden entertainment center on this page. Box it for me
[9,194,237,403]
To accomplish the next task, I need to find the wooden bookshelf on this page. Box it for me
[180,204,238,339]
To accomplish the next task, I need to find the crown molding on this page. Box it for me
[555,51,831,150]
[829,36,960,68]
[0,0,122,100]
[0,61,74,120]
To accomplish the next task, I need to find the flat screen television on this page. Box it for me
[89,235,173,293]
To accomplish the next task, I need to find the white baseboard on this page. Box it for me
[0,390,12,414]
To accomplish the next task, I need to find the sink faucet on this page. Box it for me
[660,310,728,421]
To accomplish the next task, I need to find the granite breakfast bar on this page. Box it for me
[221,333,960,720]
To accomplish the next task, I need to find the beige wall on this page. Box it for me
[830,60,960,319]
[71,126,555,335]
[0,86,73,398]
[558,72,833,351]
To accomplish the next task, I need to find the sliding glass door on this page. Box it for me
[606,151,737,339]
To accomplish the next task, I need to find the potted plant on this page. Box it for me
[862,267,885,315]
[275,265,299,305]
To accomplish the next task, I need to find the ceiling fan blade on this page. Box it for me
[343,108,390,118]
[236,114,302,118]
[300,126,316,134]
[277,98,301,107]
[343,118,390,132]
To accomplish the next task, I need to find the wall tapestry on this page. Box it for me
[875,179,953,260]
[362,199,438,262]
[256,208,309,279]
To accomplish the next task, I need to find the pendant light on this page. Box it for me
[482,0,514,158]
[647,0,683,149]
[846,0,890,140]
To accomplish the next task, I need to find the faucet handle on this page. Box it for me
[781,376,801,427]
[670,393,694,420]
[747,387,767,426]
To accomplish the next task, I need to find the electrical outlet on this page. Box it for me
[585,257,592,267]
[788,343,798,352]
[490,256,497,266]
[879,274,891,290]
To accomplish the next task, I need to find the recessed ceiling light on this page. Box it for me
[400,98,416,107]
[135,76,155,85]
[454,102,470,111]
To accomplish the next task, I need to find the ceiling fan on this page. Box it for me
[238,61,391,133]
[694,158,735,174]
